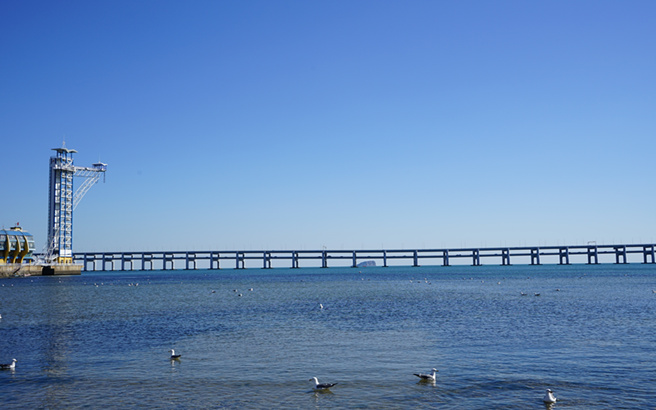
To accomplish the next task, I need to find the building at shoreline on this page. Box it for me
[0,225,35,264]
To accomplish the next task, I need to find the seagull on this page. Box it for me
[169,349,181,360]
[414,368,438,381]
[543,389,557,404]
[0,359,16,370]
[309,377,337,390]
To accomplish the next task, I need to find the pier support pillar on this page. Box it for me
[530,248,541,265]
[142,254,153,271]
[443,250,450,266]
[164,253,175,270]
[472,249,481,266]
[383,250,388,267]
[263,252,272,269]
[614,246,627,264]
[413,250,419,267]
[643,246,655,264]
[83,255,96,272]
[210,252,220,269]
[352,251,357,268]
[321,251,328,268]
[122,255,133,271]
[587,246,599,264]
[236,252,245,269]
[559,247,570,265]
[292,252,299,268]
[185,253,197,270]
[501,248,511,266]
[102,254,115,271]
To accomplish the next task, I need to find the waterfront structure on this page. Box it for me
[45,145,106,264]
[72,243,656,272]
[0,225,35,264]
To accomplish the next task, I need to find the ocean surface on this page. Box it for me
[1,264,655,409]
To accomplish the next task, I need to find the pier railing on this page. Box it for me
[65,244,656,272]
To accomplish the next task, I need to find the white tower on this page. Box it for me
[46,145,106,264]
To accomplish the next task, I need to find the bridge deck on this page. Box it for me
[65,244,656,271]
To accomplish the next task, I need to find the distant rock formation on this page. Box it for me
[356,260,376,268]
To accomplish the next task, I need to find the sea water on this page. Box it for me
[0,264,655,409]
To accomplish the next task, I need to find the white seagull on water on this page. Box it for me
[0,359,17,370]
[543,389,557,404]
[309,377,337,390]
[414,368,438,381]
[169,349,181,360]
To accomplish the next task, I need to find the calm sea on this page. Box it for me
[1,264,655,409]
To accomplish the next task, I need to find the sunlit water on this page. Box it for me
[1,264,655,409]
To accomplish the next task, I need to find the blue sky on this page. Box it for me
[1,0,655,252]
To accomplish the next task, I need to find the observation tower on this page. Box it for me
[45,145,107,264]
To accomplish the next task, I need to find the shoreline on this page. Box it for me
[0,264,83,278]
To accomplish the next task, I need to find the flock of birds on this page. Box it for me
[2,352,558,404]
[410,276,564,297]
[164,350,557,402]
[311,369,557,404]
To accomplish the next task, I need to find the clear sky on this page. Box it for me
[1,0,654,252]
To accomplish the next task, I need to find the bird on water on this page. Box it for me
[543,389,557,404]
[309,377,337,390]
[0,359,17,370]
[414,368,438,381]
[169,349,181,360]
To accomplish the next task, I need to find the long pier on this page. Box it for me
[71,244,656,272]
